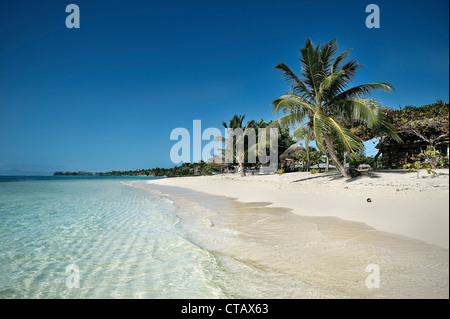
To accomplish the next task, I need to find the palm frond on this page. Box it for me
[321,61,365,104]
[299,39,321,100]
[330,48,352,73]
[292,125,315,145]
[326,117,362,155]
[339,60,362,80]
[313,112,327,154]
[331,83,394,103]
[313,112,361,154]
[272,93,315,115]
[319,38,337,73]
[275,62,313,101]
[271,113,305,129]
[244,120,256,130]
[374,119,402,142]
[319,70,345,96]
[333,98,381,128]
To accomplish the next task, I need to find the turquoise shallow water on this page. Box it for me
[0,176,227,298]
[1,176,448,298]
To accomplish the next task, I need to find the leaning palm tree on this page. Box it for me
[272,38,399,178]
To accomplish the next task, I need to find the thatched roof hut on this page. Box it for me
[279,144,306,171]
[280,143,306,161]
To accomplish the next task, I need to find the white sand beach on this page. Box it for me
[150,170,449,249]
[145,170,449,298]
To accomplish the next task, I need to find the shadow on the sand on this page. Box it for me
[291,171,343,183]
[291,169,424,184]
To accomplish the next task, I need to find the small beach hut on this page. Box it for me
[376,132,449,168]
[279,144,306,171]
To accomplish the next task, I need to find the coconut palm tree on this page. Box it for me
[272,38,399,178]
[221,114,256,176]
[222,114,255,131]
[294,147,324,172]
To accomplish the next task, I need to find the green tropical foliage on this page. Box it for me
[346,101,449,169]
[349,101,449,141]
[346,154,382,168]
[219,114,295,176]
[418,146,445,169]
[384,102,449,153]
[55,162,216,177]
[220,114,262,176]
[403,160,438,179]
[56,113,297,178]
[271,38,399,178]
[222,114,255,131]
[294,147,324,171]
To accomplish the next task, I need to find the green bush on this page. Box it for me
[310,169,318,174]
[403,161,437,177]
[275,169,284,175]
[201,166,213,175]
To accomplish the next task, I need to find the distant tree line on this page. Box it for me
[54,114,296,178]
[54,162,215,177]
[54,101,449,177]
[53,171,96,176]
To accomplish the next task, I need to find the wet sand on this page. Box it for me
[148,170,449,249]
[135,180,449,299]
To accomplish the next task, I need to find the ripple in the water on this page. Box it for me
[0,177,448,299]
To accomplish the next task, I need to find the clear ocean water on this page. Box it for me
[1,176,448,298]
[0,176,232,298]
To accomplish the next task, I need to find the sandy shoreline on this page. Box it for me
[140,170,449,298]
[149,169,449,249]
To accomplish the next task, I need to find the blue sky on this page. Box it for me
[0,0,448,174]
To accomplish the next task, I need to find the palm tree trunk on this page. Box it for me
[326,156,329,171]
[238,163,246,177]
[324,134,351,178]
[305,147,310,172]
[236,153,246,177]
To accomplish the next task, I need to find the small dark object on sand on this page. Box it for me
[367,198,372,202]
